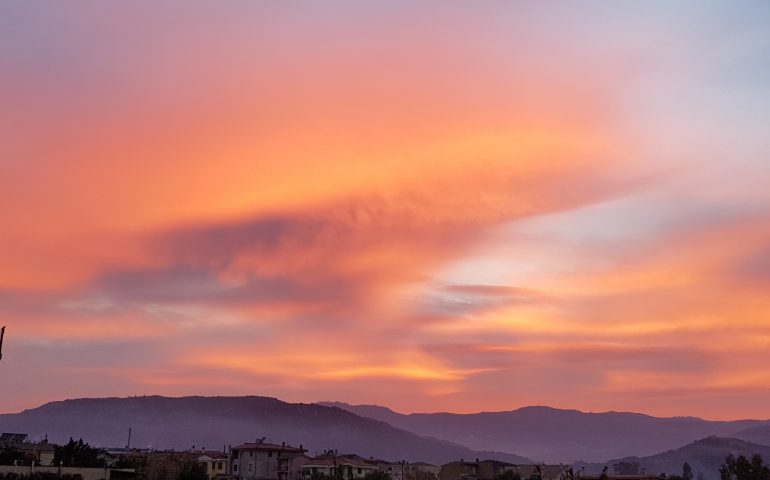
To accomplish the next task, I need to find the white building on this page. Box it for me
[198,452,230,480]
[230,439,307,480]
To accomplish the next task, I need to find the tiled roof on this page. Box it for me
[198,452,230,460]
[480,460,518,467]
[233,442,306,453]
[13,442,56,452]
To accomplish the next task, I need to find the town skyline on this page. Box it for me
[2,2,770,419]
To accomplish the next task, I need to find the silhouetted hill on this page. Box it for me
[0,396,530,465]
[574,436,770,480]
[319,403,770,463]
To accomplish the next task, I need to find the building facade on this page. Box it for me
[198,452,229,480]
[298,453,379,480]
[230,440,307,480]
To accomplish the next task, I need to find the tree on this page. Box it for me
[683,463,693,480]
[496,471,522,480]
[363,471,392,480]
[720,454,770,480]
[53,438,104,467]
[113,454,147,470]
[0,445,25,465]
[309,472,329,480]
[599,467,609,480]
[528,465,543,480]
[178,459,207,480]
[559,468,576,480]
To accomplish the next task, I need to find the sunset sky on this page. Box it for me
[2,2,770,420]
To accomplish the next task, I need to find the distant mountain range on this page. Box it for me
[3,396,770,469]
[319,402,770,463]
[0,396,530,465]
[574,436,770,480]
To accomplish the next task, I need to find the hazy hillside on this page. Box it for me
[733,426,770,447]
[320,402,769,463]
[0,396,530,465]
[574,437,770,480]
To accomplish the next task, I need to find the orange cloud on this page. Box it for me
[2,2,769,420]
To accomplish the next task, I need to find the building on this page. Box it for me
[230,439,307,480]
[440,460,517,480]
[197,451,230,480]
[478,461,518,480]
[440,461,568,480]
[288,455,314,480]
[0,433,56,467]
[409,462,440,480]
[367,460,437,480]
[366,459,401,480]
[440,460,482,480]
[516,465,571,480]
[299,453,379,480]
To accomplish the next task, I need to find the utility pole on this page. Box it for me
[0,326,5,362]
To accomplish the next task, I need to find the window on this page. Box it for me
[218,462,224,470]
[269,452,273,458]
[358,469,362,475]
[250,451,254,457]
[249,465,253,472]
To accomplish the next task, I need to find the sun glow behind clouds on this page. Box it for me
[1,1,770,418]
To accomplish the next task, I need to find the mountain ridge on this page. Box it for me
[5,396,770,467]
[0,395,531,465]
[317,402,762,423]
[320,402,770,463]
[574,436,770,480]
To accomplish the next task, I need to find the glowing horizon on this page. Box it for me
[1,1,770,420]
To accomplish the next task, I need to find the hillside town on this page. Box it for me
[0,432,611,480]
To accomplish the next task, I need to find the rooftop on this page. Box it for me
[233,441,305,453]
